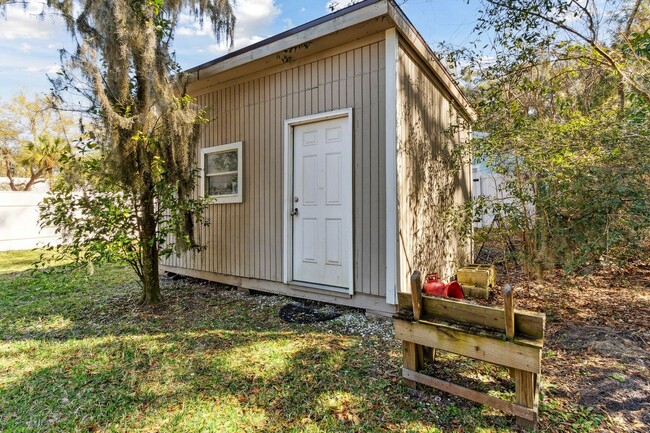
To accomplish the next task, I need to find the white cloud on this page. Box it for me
[23,63,61,74]
[232,0,281,43]
[176,22,212,37]
[19,43,32,53]
[193,0,281,57]
[0,3,63,40]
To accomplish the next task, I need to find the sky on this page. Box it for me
[0,0,481,102]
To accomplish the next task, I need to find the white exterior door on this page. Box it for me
[292,116,352,289]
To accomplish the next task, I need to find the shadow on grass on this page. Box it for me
[1,325,515,432]
[0,266,517,432]
[0,262,142,341]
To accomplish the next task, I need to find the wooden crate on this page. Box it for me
[461,284,490,300]
[457,264,496,289]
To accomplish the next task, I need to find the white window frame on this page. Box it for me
[200,142,243,204]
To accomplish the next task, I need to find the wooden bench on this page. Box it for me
[394,271,545,430]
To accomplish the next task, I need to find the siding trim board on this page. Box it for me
[160,264,395,316]
[384,28,399,305]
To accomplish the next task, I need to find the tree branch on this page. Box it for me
[485,0,650,104]
[624,0,642,37]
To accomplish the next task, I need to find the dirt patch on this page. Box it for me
[552,324,649,363]
[472,262,650,432]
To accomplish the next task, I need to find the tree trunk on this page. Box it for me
[138,180,162,305]
[4,158,17,191]
[23,167,46,192]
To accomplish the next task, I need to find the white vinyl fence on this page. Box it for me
[471,165,536,229]
[0,191,60,251]
[472,167,507,228]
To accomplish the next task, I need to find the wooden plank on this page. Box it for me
[312,59,319,114]
[224,88,232,273]
[377,40,387,299]
[318,58,325,113]
[361,45,372,295]
[252,79,259,278]
[397,292,545,339]
[393,319,542,373]
[402,368,537,422]
[236,84,244,277]
[332,54,340,108]
[325,56,332,111]
[410,271,423,321]
[213,90,221,273]
[384,30,398,301]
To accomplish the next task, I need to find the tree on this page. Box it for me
[0,92,72,191]
[41,142,207,295]
[477,0,650,105]
[448,0,649,277]
[1,0,235,304]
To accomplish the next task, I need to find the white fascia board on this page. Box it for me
[189,1,389,82]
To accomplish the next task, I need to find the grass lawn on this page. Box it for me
[1,250,642,432]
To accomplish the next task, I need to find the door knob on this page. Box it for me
[290,208,299,216]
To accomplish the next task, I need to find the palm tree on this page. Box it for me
[14,133,68,191]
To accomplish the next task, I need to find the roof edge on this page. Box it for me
[185,0,384,75]
[386,1,476,121]
[184,0,476,121]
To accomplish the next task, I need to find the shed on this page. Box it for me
[161,0,475,315]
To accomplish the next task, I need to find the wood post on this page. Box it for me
[409,271,425,370]
[514,369,540,430]
[402,341,420,389]
[411,271,423,321]
[503,284,515,342]
[503,284,516,379]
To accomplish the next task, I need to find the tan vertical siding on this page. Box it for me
[164,37,387,297]
[396,43,472,290]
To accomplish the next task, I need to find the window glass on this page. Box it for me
[205,150,238,174]
[206,173,238,196]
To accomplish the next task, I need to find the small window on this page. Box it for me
[200,142,243,203]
